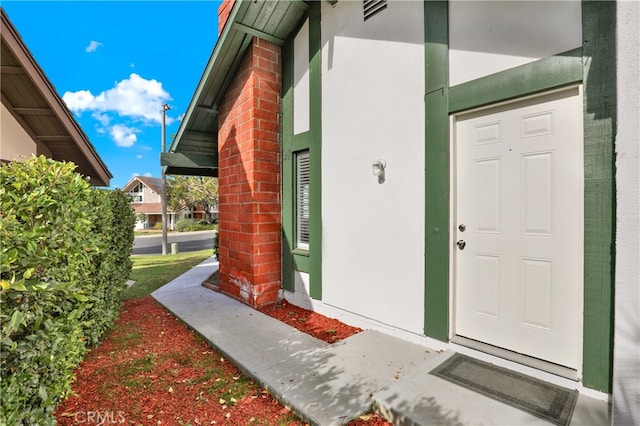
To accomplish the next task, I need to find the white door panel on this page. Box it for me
[455,87,583,369]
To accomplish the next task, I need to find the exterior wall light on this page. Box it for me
[372,159,386,184]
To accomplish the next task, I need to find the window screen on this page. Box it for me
[296,150,310,250]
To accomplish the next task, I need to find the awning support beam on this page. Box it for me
[232,22,286,46]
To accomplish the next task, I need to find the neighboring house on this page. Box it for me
[123,176,174,230]
[163,0,639,422]
[0,9,111,187]
[123,175,211,230]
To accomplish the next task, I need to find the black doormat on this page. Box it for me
[429,353,578,426]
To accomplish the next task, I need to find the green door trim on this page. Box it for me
[581,0,615,393]
[423,0,450,342]
[449,47,583,113]
[424,0,615,391]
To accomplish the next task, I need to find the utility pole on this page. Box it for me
[161,103,171,255]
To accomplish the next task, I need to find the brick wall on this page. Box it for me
[217,37,282,307]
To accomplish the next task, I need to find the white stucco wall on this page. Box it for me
[449,1,582,86]
[612,1,640,424]
[0,102,38,160]
[320,0,425,334]
[293,18,310,136]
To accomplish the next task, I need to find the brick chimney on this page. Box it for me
[218,0,236,34]
[216,37,282,307]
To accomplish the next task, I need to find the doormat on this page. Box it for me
[429,353,578,426]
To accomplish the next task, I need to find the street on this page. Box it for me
[133,230,215,255]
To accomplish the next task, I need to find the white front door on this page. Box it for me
[454,87,583,370]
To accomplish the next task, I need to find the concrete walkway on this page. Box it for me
[152,257,610,426]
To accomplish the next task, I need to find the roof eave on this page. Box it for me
[167,0,309,177]
[0,9,113,187]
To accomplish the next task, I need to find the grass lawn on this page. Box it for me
[133,230,164,236]
[123,249,213,299]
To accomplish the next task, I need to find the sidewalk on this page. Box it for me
[152,257,610,426]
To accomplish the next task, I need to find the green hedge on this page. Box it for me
[0,156,135,424]
[175,218,217,232]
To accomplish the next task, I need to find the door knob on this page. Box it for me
[457,240,466,250]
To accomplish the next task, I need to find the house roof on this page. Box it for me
[161,0,308,177]
[0,9,112,187]
[122,175,164,196]
[130,203,164,215]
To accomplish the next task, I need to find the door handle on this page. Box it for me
[457,240,466,250]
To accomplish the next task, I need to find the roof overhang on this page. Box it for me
[162,0,308,177]
[0,9,113,186]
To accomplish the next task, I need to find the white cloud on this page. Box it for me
[144,172,152,177]
[110,125,138,147]
[64,90,95,111]
[92,112,111,126]
[62,73,174,147]
[85,40,103,53]
[63,73,173,124]
[136,154,143,159]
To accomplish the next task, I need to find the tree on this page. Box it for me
[167,176,219,222]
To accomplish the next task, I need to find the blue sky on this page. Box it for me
[2,1,222,188]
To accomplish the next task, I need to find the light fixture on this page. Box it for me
[372,159,386,184]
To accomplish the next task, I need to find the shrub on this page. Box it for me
[83,189,135,345]
[0,156,134,424]
[175,218,216,232]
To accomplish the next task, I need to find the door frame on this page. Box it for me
[423,1,616,392]
[449,85,585,379]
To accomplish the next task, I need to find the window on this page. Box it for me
[296,150,310,251]
[129,183,144,202]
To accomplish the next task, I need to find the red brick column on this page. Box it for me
[217,37,281,307]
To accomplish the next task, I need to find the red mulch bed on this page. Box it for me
[257,299,363,344]
[55,297,391,425]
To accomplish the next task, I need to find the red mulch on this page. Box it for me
[54,296,391,425]
[257,299,363,344]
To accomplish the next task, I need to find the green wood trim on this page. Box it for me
[163,167,217,177]
[449,48,583,113]
[232,22,286,46]
[423,0,450,342]
[581,0,615,393]
[308,1,322,300]
[170,0,248,153]
[281,40,295,292]
[160,152,217,169]
[282,12,318,293]
[293,253,310,273]
[292,131,310,151]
